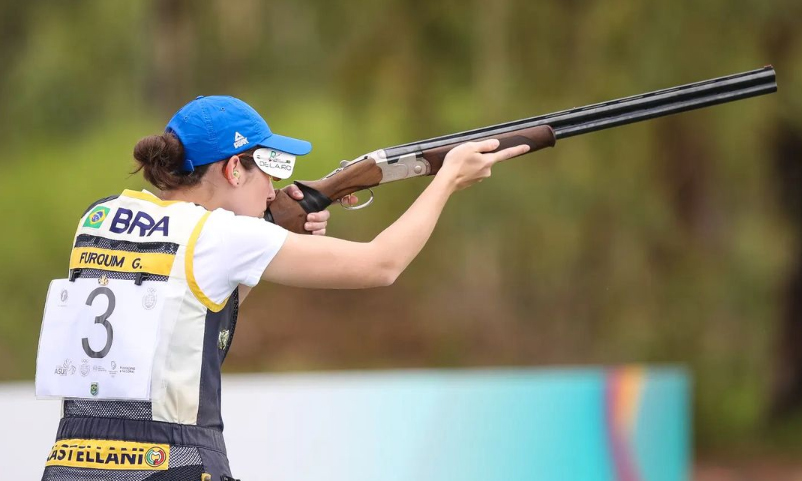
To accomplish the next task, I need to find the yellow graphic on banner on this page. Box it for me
[45,439,169,470]
[69,247,175,277]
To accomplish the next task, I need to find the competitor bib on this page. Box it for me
[36,278,175,400]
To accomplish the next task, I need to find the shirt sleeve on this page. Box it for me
[191,209,289,305]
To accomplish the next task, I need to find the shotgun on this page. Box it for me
[266,66,777,233]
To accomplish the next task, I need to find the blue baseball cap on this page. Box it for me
[165,95,312,172]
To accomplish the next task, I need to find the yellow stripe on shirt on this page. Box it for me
[185,211,229,312]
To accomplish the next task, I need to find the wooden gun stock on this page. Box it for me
[266,156,384,234]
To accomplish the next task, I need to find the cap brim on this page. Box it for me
[257,133,312,156]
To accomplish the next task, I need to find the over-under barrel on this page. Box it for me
[384,66,777,158]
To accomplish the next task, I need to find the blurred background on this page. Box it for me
[1,0,801,477]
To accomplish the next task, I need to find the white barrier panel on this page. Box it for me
[2,367,689,480]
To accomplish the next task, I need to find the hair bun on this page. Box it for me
[132,133,187,190]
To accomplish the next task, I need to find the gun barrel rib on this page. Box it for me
[384,66,776,158]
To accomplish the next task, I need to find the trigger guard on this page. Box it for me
[341,189,375,211]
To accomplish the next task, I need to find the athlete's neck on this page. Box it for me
[159,184,227,212]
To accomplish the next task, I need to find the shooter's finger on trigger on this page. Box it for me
[341,194,359,206]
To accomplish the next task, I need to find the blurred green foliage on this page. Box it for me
[1,0,801,455]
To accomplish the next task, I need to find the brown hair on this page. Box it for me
[132,133,258,190]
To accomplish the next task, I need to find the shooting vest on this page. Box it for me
[39,189,239,453]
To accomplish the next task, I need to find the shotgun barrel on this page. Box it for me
[385,66,776,157]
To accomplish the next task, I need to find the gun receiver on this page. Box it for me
[266,66,777,233]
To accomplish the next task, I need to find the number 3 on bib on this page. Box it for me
[82,287,115,359]
[35,278,172,400]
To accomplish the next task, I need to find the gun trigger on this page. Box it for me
[341,188,375,211]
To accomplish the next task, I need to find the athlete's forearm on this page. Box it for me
[261,174,457,289]
[368,174,457,284]
[263,140,519,289]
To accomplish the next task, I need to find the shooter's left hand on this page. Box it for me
[281,185,359,236]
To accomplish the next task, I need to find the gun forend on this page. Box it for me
[416,125,556,175]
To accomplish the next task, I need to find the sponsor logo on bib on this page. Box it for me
[45,439,170,470]
[55,359,74,376]
[142,288,158,310]
[145,447,167,467]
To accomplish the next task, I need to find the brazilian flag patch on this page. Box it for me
[83,206,110,229]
